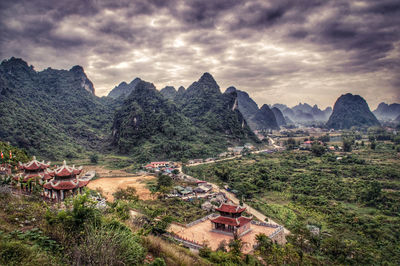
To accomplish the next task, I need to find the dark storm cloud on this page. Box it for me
[0,0,399,108]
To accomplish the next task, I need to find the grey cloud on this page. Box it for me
[0,0,399,108]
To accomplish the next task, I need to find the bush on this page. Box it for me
[311,144,326,157]
[73,223,145,265]
[90,153,99,164]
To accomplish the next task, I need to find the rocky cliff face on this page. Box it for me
[326,93,380,129]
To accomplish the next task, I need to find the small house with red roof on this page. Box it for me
[210,203,252,236]
[43,160,88,201]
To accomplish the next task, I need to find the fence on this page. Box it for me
[165,232,204,250]
[186,213,218,227]
[250,220,280,228]
[269,226,284,239]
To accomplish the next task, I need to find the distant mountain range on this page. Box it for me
[1,57,398,160]
[373,102,400,121]
[272,103,332,124]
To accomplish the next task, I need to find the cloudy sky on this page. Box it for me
[1,0,399,109]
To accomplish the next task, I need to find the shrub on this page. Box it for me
[90,153,99,164]
[72,223,145,265]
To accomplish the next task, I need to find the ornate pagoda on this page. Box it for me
[43,160,88,201]
[210,203,252,236]
[16,156,51,192]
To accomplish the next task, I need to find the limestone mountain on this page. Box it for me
[271,107,286,126]
[111,80,240,161]
[176,73,257,142]
[177,86,185,95]
[250,105,279,130]
[373,102,400,121]
[108,77,141,99]
[326,93,380,129]
[0,57,115,159]
[225,87,279,130]
[160,86,177,100]
[395,114,400,123]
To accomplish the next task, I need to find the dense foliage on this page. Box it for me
[112,76,258,162]
[0,141,29,166]
[185,144,400,264]
[1,58,258,162]
[0,58,117,160]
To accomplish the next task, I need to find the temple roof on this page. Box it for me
[210,216,252,227]
[42,169,55,180]
[43,178,90,190]
[215,203,246,213]
[53,161,82,177]
[19,156,50,171]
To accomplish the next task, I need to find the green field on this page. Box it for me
[184,140,400,264]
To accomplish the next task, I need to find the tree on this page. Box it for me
[113,186,138,201]
[90,153,99,164]
[343,138,353,152]
[311,144,325,157]
[361,181,381,206]
[156,174,172,190]
[370,141,376,150]
[286,138,296,150]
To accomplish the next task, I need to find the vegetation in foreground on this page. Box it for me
[185,134,400,265]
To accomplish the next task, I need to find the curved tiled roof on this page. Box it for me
[215,203,246,213]
[53,161,82,177]
[43,179,79,190]
[20,156,50,171]
[210,216,252,227]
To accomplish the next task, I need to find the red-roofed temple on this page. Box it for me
[210,203,252,236]
[17,156,51,192]
[43,160,88,201]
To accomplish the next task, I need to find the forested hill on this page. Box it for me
[111,78,258,162]
[0,57,116,160]
[0,58,258,161]
[175,73,258,142]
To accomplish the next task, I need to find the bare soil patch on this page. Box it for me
[86,166,156,201]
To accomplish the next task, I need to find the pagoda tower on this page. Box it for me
[210,203,252,236]
[16,156,51,192]
[43,160,88,201]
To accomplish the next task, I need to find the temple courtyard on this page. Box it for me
[169,219,282,254]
